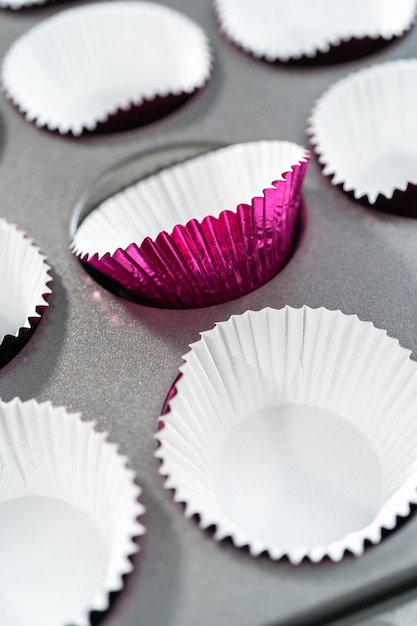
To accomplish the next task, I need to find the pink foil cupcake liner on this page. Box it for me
[0,218,52,367]
[71,141,309,308]
[156,307,417,564]
[1,2,212,135]
[308,59,417,216]
[214,0,416,63]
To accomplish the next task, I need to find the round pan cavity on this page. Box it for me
[1,2,212,135]
[71,140,309,308]
[0,397,145,626]
[156,306,417,564]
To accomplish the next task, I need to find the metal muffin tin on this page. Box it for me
[2,1,417,625]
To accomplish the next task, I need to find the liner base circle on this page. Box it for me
[0,496,107,626]
[215,404,382,550]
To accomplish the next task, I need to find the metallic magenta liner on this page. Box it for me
[79,152,309,308]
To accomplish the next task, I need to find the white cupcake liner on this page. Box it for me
[156,306,417,564]
[214,0,417,62]
[0,0,46,9]
[308,59,417,212]
[71,140,309,308]
[0,218,52,365]
[1,2,212,135]
[0,397,145,626]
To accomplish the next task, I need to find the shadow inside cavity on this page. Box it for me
[284,33,411,67]
[353,183,417,219]
[0,268,68,399]
[77,263,139,304]
[0,296,51,370]
[219,23,414,69]
[322,178,417,220]
[10,85,212,140]
[77,91,204,137]
[309,148,417,220]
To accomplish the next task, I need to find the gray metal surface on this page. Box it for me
[1,2,417,625]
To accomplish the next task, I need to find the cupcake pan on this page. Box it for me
[0,398,145,626]
[214,0,417,62]
[3,2,417,625]
[308,59,417,215]
[156,307,417,564]
[1,2,212,135]
[71,140,309,308]
[0,219,51,367]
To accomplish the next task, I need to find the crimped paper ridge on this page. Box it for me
[72,141,309,308]
[156,306,417,563]
[0,398,145,624]
[214,0,417,62]
[0,218,51,344]
[1,2,212,135]
[308,59,417,205]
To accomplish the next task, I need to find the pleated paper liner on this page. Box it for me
[0,218,52,368]
[214,0,417,64]
[156,306,417,564]
[71,140,309,308]
[1,2,212,135]
[308,59,417,217]
[0,398,145,626]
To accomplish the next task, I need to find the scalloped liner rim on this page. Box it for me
[155,305,417,564]
[0,223,52,347]
[1,78,213,136]
[213,0,417,62]
[70,146,310,262]
[307,59,417,203]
